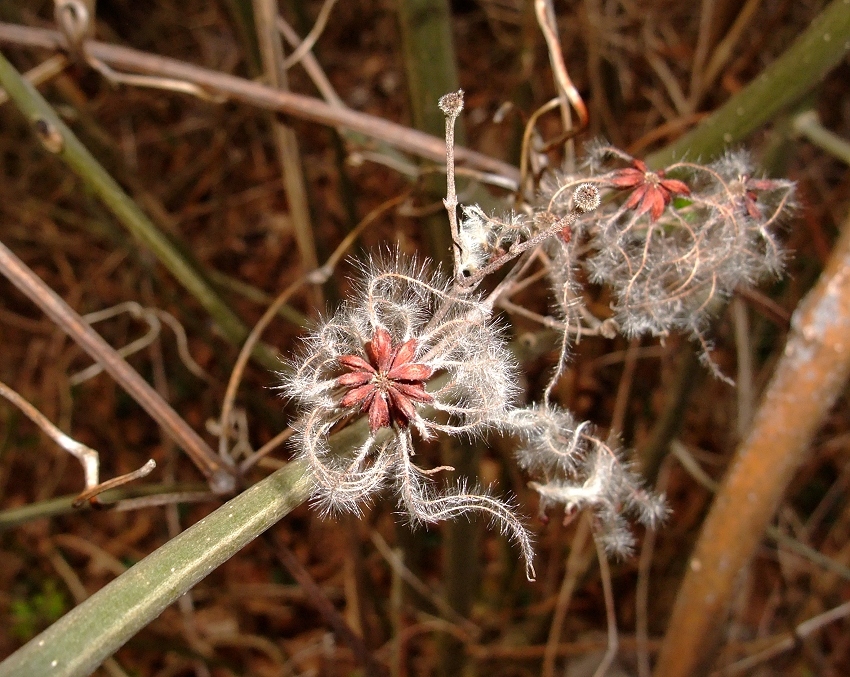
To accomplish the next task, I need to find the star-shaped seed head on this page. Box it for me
[607,158,690,222]
[335,327,434,432]
[731,175,787,220]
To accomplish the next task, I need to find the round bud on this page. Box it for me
[438,90,465,117]
[573,183,601,213]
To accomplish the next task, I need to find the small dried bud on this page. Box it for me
[534,211,559,230]
[438,90,465,118]
[573,183,600,213]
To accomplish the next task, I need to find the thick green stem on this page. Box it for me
[646,0,850,167]
[0,460,312,677]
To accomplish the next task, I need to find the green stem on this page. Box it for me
[646,0,850,167]
[0,51,280,370]
[0,460,312,677]
[0,483,210,531]
[793,109,850,166]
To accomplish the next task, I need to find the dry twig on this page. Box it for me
[0,22,520,185]
[0,239,235,494]
[656,215,850,675]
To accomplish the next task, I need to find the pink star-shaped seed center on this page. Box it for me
[335,327,434,432]
[607,158,691,222]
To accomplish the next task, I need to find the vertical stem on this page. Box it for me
[592,530,619,677]
[542,514,593,677]
[732,297,754,437]
[439,437,479,677]
[252,0,323,309]
[637,345,701,484]
[394,6,477,672]
[439,89,464,280]
[390,544,404,677]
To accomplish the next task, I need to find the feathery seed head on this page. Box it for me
[280,252,535,578]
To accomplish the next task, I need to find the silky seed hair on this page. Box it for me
[282,110,794,576]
